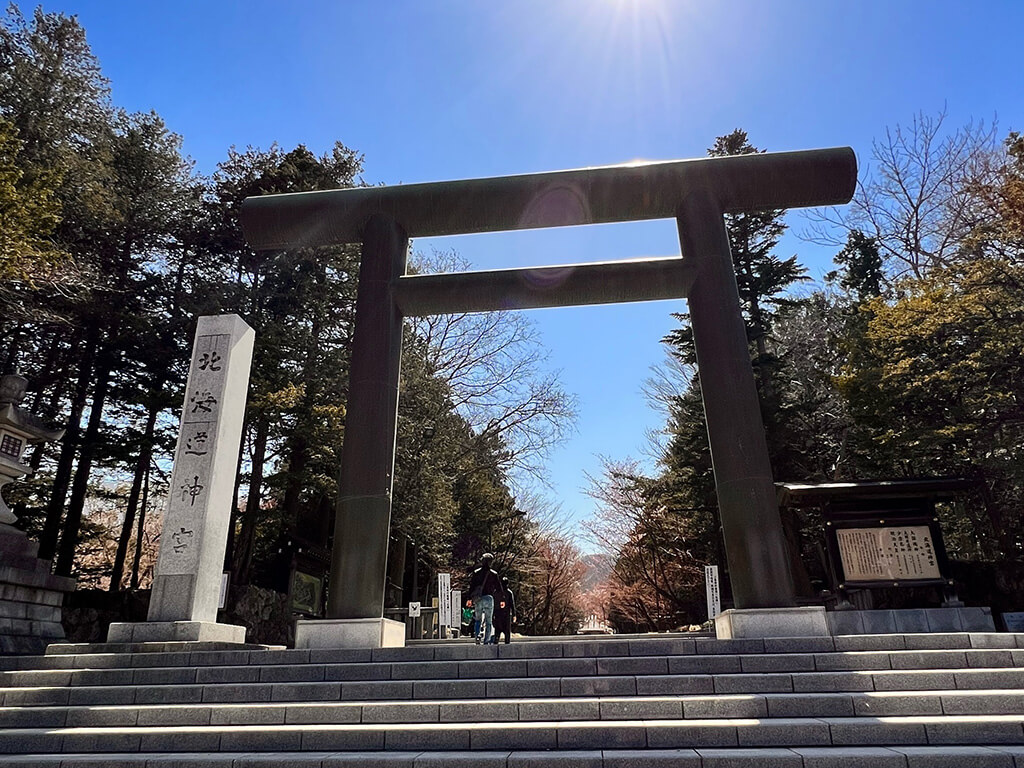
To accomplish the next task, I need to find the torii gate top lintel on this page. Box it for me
[241,147,856,250]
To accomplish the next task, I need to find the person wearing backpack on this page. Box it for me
[465,552,504,645]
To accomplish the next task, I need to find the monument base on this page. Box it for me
[715,606,829,639]
[107,620,246,644]
[295,618,405,649]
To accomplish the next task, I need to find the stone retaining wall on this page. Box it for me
[60,584,295,647]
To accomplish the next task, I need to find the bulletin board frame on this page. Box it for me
[823,513,953,591]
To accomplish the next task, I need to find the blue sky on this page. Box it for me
[42,0,1024,543]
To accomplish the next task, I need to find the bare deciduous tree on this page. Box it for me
[806,109,1001,278]
[408,249,578,485]
[516,531,585,636]
[73,492,162,590]
[583,456,705,630]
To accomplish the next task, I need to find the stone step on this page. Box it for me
[45,641,284,656]
[1,648,1021,689]
[3,635,1024,764]
[2,634,1022,764]
[7,633,1020,672]
[1,746,1020,767]
[3,714,1024,754]
[4,689,1024,729]
[5,666,1024,708]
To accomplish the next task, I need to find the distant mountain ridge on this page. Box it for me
[580,552,613,592]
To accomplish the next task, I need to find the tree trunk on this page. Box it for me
[28,338,69,474]
[223,438,246,573]
[129,462,150,590]
[280,434,308,526]
[976,473,1013,560]
[3,326,21,372]
[54,345,114,577]
[282,312,322,525]
[233,416,268,586]
[108,403,158,592]
[38,326,96,561]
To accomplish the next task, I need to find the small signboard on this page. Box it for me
[777,479,968,606]
[825,516,951,589]
[290,570,323,615]
[705,565,721,620]
[408,601,421,618]
[437,572,452,627]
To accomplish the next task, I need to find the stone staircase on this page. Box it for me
[2,632,1024,766]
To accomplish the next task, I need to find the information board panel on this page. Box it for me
[705,565,721,620]
[835,525,941,582]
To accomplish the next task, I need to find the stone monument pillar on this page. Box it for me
[0,374,75,654]
[108,314,254,644]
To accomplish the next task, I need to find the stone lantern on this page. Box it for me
[0,374,64,526]
[0,373,74,654]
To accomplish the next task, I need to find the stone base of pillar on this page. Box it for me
[295,618,405,649]
[0,524,76,655]
[715,606,829,639]
[826,606,995,635]
[107,620,246,644]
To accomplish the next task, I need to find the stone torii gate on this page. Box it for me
[241,147,857,647]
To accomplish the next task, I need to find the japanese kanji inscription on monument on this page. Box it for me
[146,314,254,625]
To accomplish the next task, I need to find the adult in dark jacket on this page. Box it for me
[466,552,504,644]
[492,576,516,644]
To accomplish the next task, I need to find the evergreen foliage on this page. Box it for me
[0,4,579,634]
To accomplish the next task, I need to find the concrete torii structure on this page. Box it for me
[241,147,857,647]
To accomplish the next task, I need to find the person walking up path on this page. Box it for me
[466,552,504,644]
[493,576,516,644]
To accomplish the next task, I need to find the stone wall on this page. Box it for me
[61,585,296,647]
[0,525,76,654]
[62,589,150,644]
[219,585,295,647]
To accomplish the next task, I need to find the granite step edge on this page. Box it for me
[7,746,1022,768]
[2,714,1024,755]
[2,632,1017,669]
[3,644,1023,678]
[4,688,1024,729]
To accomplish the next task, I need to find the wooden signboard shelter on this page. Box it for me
[777,478,970,609]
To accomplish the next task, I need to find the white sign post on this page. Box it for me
[437,572,452,636]
[450,589,462,636]
[705,565,721,621]
[408,602,421,618]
